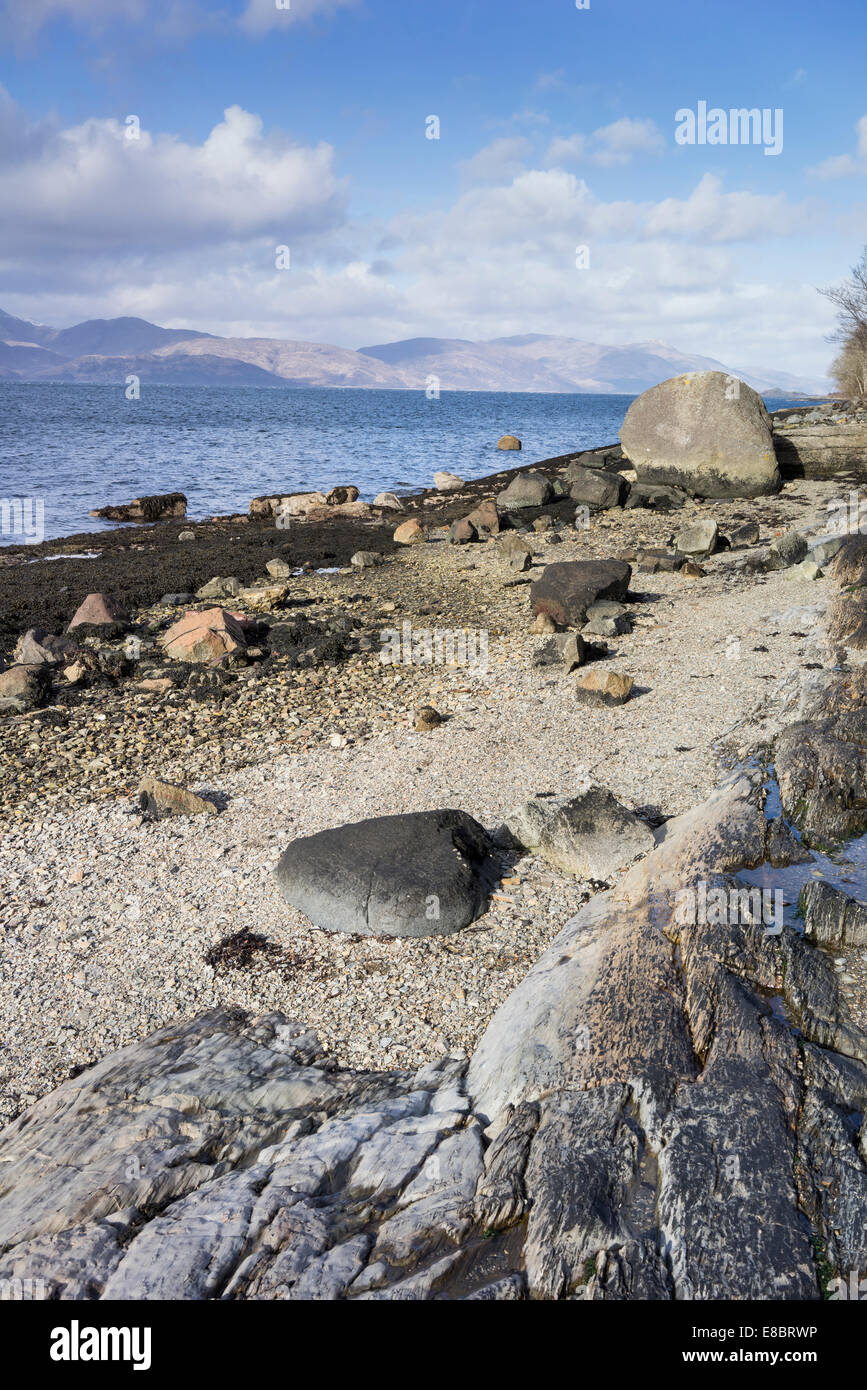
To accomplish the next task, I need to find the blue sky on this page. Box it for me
[1,0,865,382]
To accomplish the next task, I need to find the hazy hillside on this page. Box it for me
[0,307,832,395]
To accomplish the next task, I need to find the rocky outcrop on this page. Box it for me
[275,809,499,938]
[772,403,867,480]
[90,492,186,522]
[620,371,780,498]
[4,762,867,1300]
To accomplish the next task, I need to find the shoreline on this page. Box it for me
[0,448,849,1121]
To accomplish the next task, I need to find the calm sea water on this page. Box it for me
[0,383,806,544]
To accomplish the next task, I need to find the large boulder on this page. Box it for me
[505,788,655,879]
[159,608,247,664]
[530,559,632,628]
[620,371,780,499]
[275,809,498,938]
[568,466,627,511]
[497,473,552,510]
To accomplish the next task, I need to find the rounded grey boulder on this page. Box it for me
[275,809,498,937]
[620,371,780,499]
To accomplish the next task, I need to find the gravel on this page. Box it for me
[0,475,848,1124]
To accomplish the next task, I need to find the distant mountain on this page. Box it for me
[0,308,832,396]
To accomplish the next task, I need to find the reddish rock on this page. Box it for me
[67,593,130,631]
[394,519,425,545]
[159,608,247,664]
[449,517,477,545]
[465,498,501,537]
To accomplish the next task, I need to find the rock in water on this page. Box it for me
[90,492,186,522]
[497,473,552,509]
[530,559,632,628]
[497,435,521,451]
[619,371,780,498]
[275,809,498,938]
[504,788,655,878]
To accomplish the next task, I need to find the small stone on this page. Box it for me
[681,561,706,578]
[265,558,293,579]
[138,776,219,818]
[497,435,522,451]
[394,520,425,545]
[414,705,443,731]
[177,530,196,542]
[351,551,384,569]
[531,612,557,634]
[374,492,405,511]
[433,472,465,492]
[448,518,477,545]
[574,669,634,707]
[785,558,823,581]
[675,520,719,559]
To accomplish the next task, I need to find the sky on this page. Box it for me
[0,0,865,381]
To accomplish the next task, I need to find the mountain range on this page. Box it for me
[0,308,830,397]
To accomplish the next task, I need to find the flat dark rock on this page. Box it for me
[529,559,632,628]
[275,808,498,937]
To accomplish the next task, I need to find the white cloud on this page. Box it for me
[0,94,835,377]
[0,0,355,41]
[545,118,663,168]
[0,98,346,254]
[545,133,587,166]
[457,137,531,185]
[644,173,799,243]
[238,0,359,35]
[808,115,867,179]
[591,117,664,166]
[0,0,212,42]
